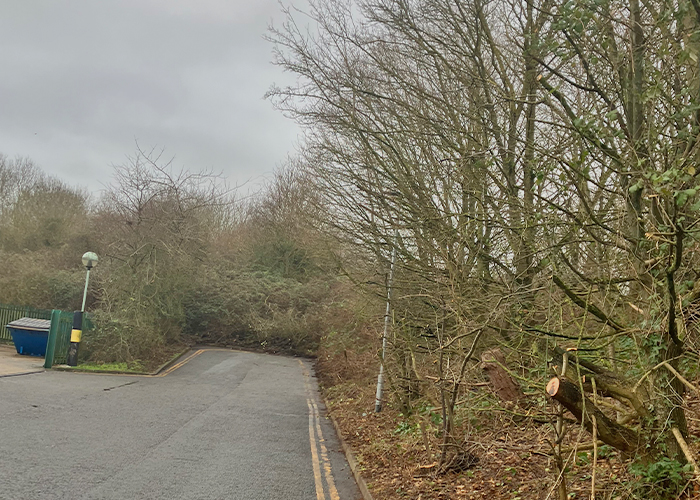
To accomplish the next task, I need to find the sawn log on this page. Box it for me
[546,377,641,453]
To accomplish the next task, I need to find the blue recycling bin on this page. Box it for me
[6,318,51,356]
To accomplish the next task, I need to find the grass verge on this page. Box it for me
[53,348,190,375]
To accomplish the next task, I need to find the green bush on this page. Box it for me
[628,457,692,499]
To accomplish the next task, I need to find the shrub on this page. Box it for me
[628,457,692,499]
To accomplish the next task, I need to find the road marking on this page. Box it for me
[299,359,340,500]
[308,405,326,500]
[155,349,205,377]
[311,397,340,500]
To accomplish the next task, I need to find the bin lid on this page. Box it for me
[6,317,51,332]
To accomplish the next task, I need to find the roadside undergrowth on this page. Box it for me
[316,331,700,499]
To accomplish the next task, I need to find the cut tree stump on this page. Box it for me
[546,377,641,453]
[481,349,523,403]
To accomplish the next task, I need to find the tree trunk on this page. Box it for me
[546,377,641,453]
[481,349,523,403]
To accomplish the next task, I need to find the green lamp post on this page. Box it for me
[67,252,98,366]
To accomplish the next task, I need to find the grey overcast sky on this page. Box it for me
[0,0,304,193]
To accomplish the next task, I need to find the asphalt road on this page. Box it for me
[0,349,361,500]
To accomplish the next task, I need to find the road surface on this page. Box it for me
[0,349,361,500]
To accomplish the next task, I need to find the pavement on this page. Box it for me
[0,343,45,377]
[0,348,362,500]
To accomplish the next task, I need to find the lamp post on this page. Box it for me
[67,252,98,366]
[80,252,98,312]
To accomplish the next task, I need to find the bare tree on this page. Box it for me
[268,0,700,487]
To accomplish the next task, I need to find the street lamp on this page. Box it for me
[80,252,98,312]
[67,252,98,366]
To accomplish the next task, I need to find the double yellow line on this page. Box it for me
[162,352,342,500]
[299,360,340,500]
[66,349,343,499]
[155,349,206,377]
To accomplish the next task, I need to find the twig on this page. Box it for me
[672,427,698,475]
[552,275,625,332]
[662,362,700,397]
[631,356,683,394]
[557,441,606,455]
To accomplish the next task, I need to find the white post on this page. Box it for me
[375,238,397,413]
